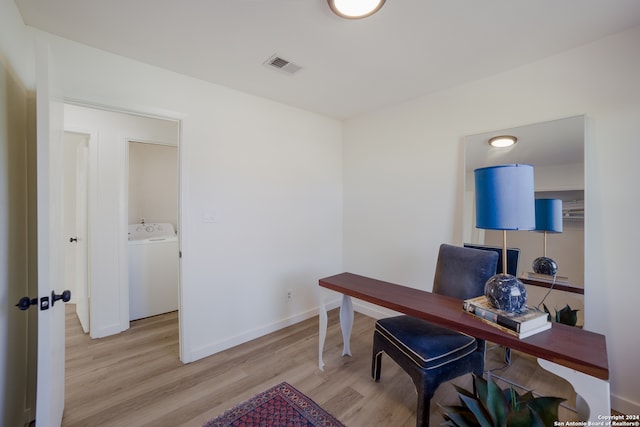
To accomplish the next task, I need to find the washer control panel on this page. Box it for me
[128,223,176,240]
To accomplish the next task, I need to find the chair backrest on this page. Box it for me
[463,243,520,276]
[432,244,499,300]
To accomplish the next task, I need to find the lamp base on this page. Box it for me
[485,274,527,312]
[532,257,558,276]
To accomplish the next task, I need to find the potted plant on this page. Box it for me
[440,374,565,427]
[543,304,580,327]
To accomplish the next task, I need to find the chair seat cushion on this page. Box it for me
[375,315,477,370]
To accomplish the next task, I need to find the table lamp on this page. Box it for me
[532,198,563,276]
[474,164,535,312]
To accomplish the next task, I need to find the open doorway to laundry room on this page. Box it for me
[127,140,179,322]
[63,103,182,360]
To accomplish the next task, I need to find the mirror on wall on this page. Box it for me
[463,115,585,288]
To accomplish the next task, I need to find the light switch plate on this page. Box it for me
[203,209,216,223]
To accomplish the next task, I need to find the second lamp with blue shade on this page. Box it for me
[533,198,563,275]
[475,164,535,312]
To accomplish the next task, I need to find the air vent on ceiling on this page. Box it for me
[264,54,302,75]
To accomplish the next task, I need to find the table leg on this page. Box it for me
[340,295,354,357]
[318,298,328,371]
[537,358,610,421]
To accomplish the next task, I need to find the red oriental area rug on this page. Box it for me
[202,382,345,427]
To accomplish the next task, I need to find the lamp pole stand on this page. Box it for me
[501,230,508,274]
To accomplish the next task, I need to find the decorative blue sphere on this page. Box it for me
[484,274,527,312]
[532,257,558,276]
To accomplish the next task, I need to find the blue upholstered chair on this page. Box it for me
[372,244,498,427]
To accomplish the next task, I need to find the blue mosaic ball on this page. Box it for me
[485,274,527,312]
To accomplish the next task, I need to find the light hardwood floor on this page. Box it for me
[64,305,580,426]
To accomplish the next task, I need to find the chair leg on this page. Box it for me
[415,385,432,427]
[372,350,383,381]
[504,347,512,366]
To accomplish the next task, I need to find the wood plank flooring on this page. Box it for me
[64,305,580,426]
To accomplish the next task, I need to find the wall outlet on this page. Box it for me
[287,290,292,302]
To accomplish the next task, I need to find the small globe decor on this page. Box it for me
[532,256,558,276]
[474,164,536,313]
[484,273,528,312]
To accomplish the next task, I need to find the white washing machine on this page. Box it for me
[128,222,179,321]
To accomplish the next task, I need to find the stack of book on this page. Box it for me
[462,295,551,339]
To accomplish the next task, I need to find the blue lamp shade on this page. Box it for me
[474,164,536,231]
[535,198,563,233]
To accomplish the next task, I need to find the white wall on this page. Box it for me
[128,141,178,228]
[52,34,343,360]
[343,26,640,413]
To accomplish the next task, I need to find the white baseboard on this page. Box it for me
[611,393,640,415]
[90,322,127,339]
[183,298,396,364]
[185,299,342,363]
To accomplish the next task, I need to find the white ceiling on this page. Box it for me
[464,115,585,173]
[15,0,640,119]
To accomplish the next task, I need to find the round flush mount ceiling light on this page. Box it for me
[328,0,386,19]
[488,135,518,148]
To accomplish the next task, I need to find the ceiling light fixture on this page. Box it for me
[328,0,386,19]
[488,135,518,148]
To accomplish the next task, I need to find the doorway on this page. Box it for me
[63,103,182,358]
[127,141,179,322]
[63,131,90,333]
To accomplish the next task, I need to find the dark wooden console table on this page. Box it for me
[318,272,610,421]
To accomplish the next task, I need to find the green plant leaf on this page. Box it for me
[439,405,478,427]
[503,387,515,409]
[454,383,477,401]
[441,375,564,427]
[544,304,580,326]
[527,397,565,427]
[557,305,579,326]
[515,390,536,405]
[486,377,509,426]
[506,406,538,427]
[459,394,493,427]
[473,374,489,410]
